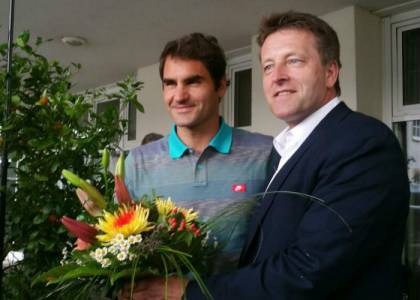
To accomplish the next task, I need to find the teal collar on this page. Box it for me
[168,118,233,159]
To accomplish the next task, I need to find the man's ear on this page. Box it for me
[217,77,228,98]
[325,61,339,89]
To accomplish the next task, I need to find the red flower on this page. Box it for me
[178,219,186,232]
[74,238,92,251]
[114,176,134,205]
[61,216,98,244]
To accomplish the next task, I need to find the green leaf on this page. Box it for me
[110,268,133,285]
[132,81,143,88]
[131,100,144,113]
[0,43,7,53]
[22,45,33,54]
[34,174,49,182]
[1,123,14,131]
[110,268,159,285]
[31,263,80,287]
[29,231,39,239]
[116,82,127,90]
[11,95,21,104]
[50,161,60,173]
[61,169,82,186]
[33,214,46,224]
[185,232,194,247]
[35,37,43,46]
[60,265,111,282]
[16,31,30,48]
[27,139,55,150]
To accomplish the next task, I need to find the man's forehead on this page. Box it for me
[263,28,315,44]
[260,28,318,58]
[163,57,209,77]
[165,56,205,67]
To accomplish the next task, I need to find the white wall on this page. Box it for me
[322,7,358,111]
[321,6,382,119]
[128,63,172,150]
[354,7,382,120]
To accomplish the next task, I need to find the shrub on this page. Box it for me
[0,31,143,298]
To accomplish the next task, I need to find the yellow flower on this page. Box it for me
[96,204,153,243]
[180,208,199,223]
[155,197,175,216]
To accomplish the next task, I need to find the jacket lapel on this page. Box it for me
[242,102,352,258]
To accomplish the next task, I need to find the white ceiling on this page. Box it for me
[0,0,415,90]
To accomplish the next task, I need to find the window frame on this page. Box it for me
[223,47,252,128]
[412,120,420,141]
[384,8,420,124]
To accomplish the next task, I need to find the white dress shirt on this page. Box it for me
[266,97,341,191]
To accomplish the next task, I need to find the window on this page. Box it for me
[96,99,120,116]
[233,68,252,127]
[403,28,420,106]
[388,10,420,121]
[94,84,137,149]
[223,47,252,128]
[127,101,137,141]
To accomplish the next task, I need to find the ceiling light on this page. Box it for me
[61,36,87,46]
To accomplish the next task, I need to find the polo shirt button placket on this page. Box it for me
[194,156,207,186]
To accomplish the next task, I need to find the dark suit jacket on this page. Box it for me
[187,102,409,299]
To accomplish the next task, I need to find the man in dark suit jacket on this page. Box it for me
[124,11,409,300]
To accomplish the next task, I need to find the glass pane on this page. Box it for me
[402,28,420,106]
[96,99,120,116]
[96,100,120,144]
[394,120,420,299]
[127,101,137,141]
[234,68,252,127]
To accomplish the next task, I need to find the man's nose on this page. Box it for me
[174,85,188,101]
[272,64,288,84]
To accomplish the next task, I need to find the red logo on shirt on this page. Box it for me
[232,184,247,193]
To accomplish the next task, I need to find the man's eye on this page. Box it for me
[186,79,202,85]
[263,64,273,73]
[288,58,302,65]
[163,81,175,87]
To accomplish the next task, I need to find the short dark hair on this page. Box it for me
[159,33,226,90]
[258,11,342,96]
[141,132,163,145]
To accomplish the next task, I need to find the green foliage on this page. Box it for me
[0,31,144,298]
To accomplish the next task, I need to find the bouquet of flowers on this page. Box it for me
[32,150,215,299]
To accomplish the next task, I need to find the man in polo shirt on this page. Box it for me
[124,33,272,274]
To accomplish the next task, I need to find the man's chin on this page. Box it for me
[173,121,197,129]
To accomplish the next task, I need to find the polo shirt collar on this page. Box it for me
[168,118,232,159]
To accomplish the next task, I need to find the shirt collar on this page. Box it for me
[273,97,340,157]
[168,118,233,159]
